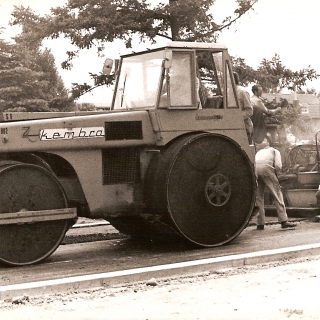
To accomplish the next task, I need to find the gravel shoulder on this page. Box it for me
[1,255,320,319]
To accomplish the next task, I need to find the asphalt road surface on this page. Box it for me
[1,219,320,319]
[0,254,319,319]
[1,219,320,287]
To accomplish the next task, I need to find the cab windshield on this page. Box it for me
[113,50,164,110]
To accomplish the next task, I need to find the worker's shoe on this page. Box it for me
[281,221,297,229]
[257,225,264,230]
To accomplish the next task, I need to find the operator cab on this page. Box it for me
[112,42,238,111]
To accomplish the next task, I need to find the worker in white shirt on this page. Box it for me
[254,139,297,230]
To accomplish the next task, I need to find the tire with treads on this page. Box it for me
[145,133,256,246]
[0,163,69,266]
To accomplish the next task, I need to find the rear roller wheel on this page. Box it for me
[145,133,256,246]
[0,163,70,266]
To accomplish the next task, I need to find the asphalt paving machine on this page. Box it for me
[278,131,320,214]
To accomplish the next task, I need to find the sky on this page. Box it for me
[1,0,320,104]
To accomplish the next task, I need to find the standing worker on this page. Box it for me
[233,72,253,143]
[251,84,281,144]
[255,139,297,230]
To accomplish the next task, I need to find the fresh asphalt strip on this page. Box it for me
[1,242,320,300]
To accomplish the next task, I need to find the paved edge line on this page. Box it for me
[1,242,320,300]
[72,221,110,229]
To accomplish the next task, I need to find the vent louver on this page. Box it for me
[105,121,142,140]
[102,148,140,185]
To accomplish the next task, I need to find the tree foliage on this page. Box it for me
[9,0,258,99]
[0,33,73,112]
[9,0,318,109]
[232,56,256,87]
[76,102,96,111]
[11,0,258,69]
[232,54,319,93]
[258,54,319,93]
[70,73,115,100]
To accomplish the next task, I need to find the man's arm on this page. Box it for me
[274,148,282,173]
[252,97,281,116]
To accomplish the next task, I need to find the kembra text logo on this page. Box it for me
[40,127,105,140]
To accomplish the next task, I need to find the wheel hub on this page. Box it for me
[205,173,231,206]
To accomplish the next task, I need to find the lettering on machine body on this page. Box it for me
[40,127,105,140]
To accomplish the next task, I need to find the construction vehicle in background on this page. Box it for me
[263,99,320,216]
[0,42,256,266]
[275,131,320,214]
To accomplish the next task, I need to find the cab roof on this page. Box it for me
[166,41,227,50]
[120,41,228,58]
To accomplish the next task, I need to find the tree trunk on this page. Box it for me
[169,0,179,40]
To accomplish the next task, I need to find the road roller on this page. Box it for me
[0,41,256,266]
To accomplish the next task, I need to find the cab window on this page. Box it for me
[159,51,194,108]
[196,51,224,109]
[226,62,238,108]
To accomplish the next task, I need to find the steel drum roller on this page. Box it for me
[0,163,70,266]
[145,133,256,246]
